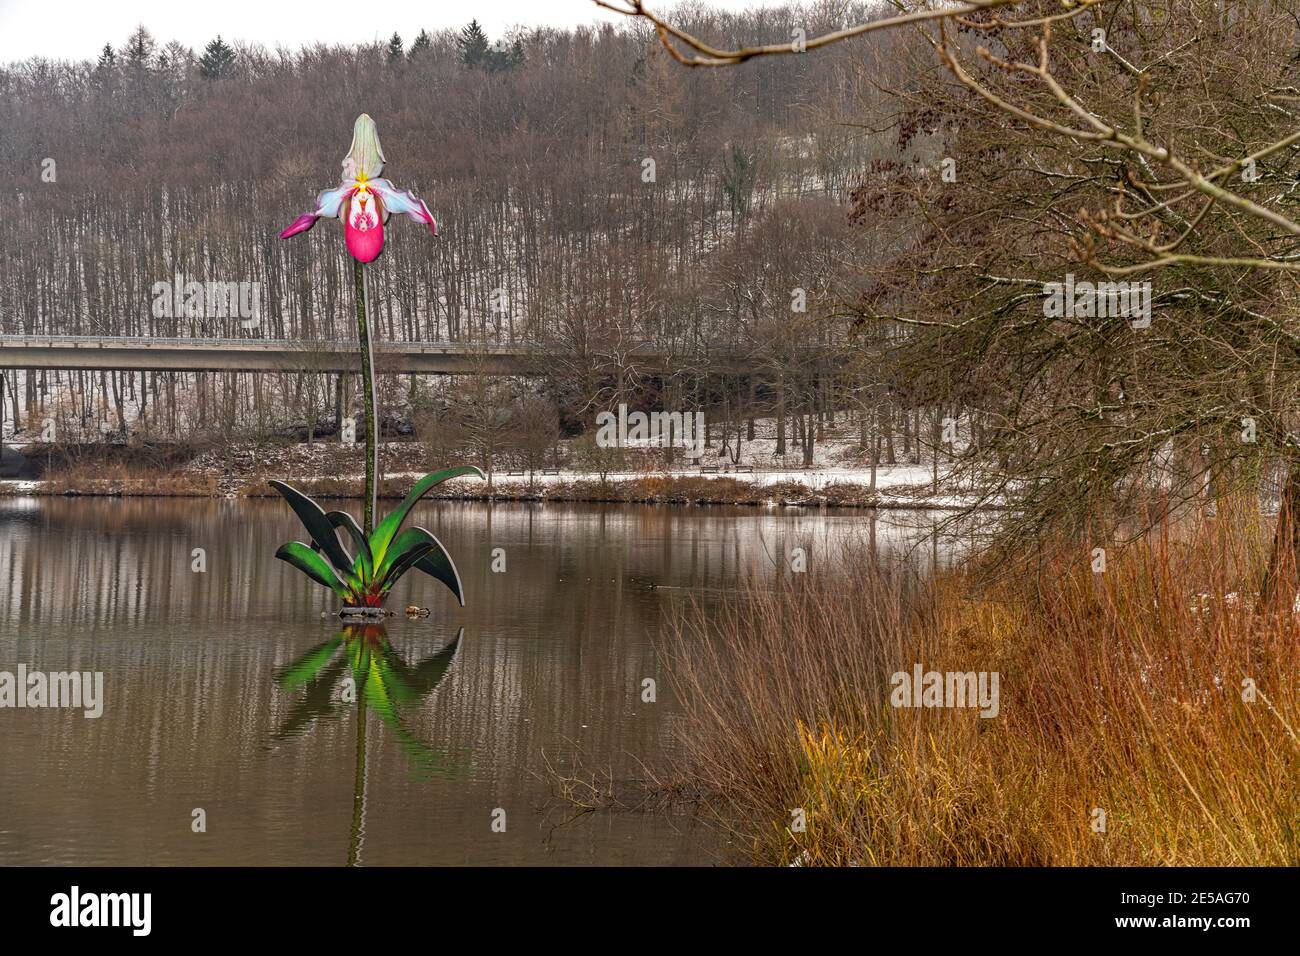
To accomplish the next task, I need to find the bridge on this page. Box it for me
[0,335,836,378]
[0,335,589,375]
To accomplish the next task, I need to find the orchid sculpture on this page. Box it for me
[278,113,439,532]
[274,113,480,613]
[271,466,484,611]
[279,113,438,264]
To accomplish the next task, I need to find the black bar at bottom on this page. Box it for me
[0,866,1281,942]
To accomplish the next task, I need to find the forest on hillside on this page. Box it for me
[0,4,931,452]
[9,0,1288,556]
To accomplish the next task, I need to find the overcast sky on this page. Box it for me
[0,0,773,65]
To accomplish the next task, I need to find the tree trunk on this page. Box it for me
[802,410,815,468]
[883,399,896,465]
[775,376,786,457]
[746,375,756,441]
[932,407,941,494]
[1261,459,1300,606]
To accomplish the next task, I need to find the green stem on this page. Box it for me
[353,259,379,533]
[348,660,369,867]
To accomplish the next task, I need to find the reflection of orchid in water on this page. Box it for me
[274,623,462,769]
[274,624,463,865]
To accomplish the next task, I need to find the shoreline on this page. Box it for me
[0,471,994,511]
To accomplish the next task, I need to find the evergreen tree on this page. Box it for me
[93,43,118,92]
[408,30,432,60]
[386,33,404,64]
[121,25,156,102]
[457,20,489,68]
[198,35,236,80]
[122,25,156,68]
[484,36,525,72]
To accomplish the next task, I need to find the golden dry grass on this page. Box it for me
[41,463,217,496]
[668,501,1300,865]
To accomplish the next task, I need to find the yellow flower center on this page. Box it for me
[355,172,369,193]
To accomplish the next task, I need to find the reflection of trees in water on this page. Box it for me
[1,497,948,629]
[0,497,321,625]
[0,498,955,819]
[1,499,958,863]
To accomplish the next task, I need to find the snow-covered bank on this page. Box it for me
[0,464,1000,511]
[0,415,1001,510]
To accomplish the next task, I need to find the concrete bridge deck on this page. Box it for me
[0,335,832,377]
[0,335,588,375]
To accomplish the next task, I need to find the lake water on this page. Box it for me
[0,496,947,865]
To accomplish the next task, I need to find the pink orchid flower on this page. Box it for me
[279,113,437,263]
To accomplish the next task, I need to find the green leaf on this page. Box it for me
[275,541,351,599]
[377,628,462,704]
[376,526,465,606]
[275,637,344,690]
[272,657,348,740]
[325,510,373,583]
[374,526,426,578]
[367,631,463,773]
[365,655,443,770]
[269,480,355,577]
[365,654,399,723]
[411,529,467,607]
[377,526,463,588]
[369,466,484,568]
[377,535,437,594]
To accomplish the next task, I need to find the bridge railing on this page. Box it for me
[0,334,562,353]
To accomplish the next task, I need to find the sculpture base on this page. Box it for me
[338,606,393,619]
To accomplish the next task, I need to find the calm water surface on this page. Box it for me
[0,497,943,865]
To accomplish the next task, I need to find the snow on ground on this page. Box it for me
[0,413,998,508]
[388,463,938,492]
[373,464,996,510]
